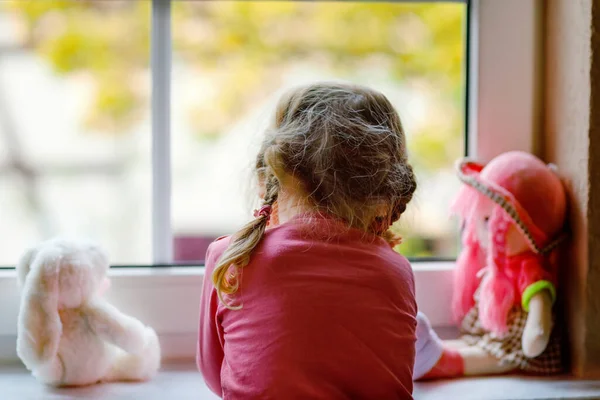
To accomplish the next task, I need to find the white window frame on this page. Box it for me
[0,0,542,362]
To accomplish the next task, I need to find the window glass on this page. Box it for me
[0,1,151,265]
[171,2,466,262]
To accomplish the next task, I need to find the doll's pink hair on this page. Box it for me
[477,207,515,334]
[450,182,486,322]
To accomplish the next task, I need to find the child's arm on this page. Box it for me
[197,241,227,397]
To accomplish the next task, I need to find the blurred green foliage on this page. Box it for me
[1,0,465,257]
[4,1,150,130]
[4,1,464,155]
[394,236,433,258]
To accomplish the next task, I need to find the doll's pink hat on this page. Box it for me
[455,151,567,254]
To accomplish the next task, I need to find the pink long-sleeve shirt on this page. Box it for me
[197,213,417,399]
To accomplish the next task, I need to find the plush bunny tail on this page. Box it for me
[104,329,161,382]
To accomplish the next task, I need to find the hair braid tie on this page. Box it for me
[253,205,273,222]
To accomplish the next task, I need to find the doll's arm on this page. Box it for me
[518,255,556,358]
[83,300,149,355]
[517,255,557,304]
[522,289,553,358]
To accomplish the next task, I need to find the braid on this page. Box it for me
[212,175,279,310]
[263,174,279,206]
[371,163,417,247]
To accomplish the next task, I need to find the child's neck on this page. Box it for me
[276,182,315,225]
[278,205,313,225]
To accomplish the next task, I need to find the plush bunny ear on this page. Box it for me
[16,245,40,289]
[16,247,62,368]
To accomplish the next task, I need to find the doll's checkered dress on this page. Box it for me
[460,290,563,374]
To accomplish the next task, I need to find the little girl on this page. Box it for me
[197,82,418,399]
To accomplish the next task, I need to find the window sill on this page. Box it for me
[0,362,595,400]
[0,261,455,362]
[414,375,600,400]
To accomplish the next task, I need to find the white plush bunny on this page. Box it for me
[16,238,161,386]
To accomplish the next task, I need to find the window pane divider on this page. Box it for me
[151,0,173,264]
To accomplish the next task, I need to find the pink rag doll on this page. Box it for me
[414,151,568,380]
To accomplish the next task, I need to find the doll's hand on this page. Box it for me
[522,290,553,358]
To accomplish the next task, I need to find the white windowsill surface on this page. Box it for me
[1,362,598,400]
[415,375,600,400]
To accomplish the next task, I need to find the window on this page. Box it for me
[0,0,466,266]
[171,2,467,263]
[0,1,152,266]
[0,0,541,362]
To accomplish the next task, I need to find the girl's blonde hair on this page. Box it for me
[213,82,417,309]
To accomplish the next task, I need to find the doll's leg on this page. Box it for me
[414,312,443,379]
[414,312,464,380]
[414,313,515,379]
[444,339,471,350]
[415,313,518,380]
[459,346,515,375]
